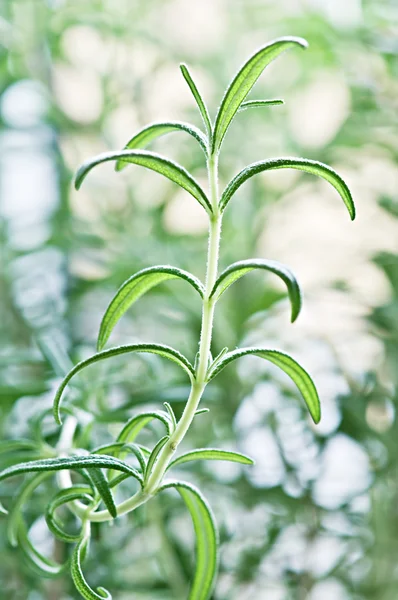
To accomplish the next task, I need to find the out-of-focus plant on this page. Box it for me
[0,37,355,600]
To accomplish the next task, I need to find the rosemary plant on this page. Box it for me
[1,36,355,599]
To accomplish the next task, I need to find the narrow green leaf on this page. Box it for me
[53,344,195,424]
[144,435,169,481]
[17,520,65,578]
[115,121,208,171]
[238,99,284,111]
[210,259,302,322]
[93,442,147,474]
[85,468,116,518]
[75,149,212,214]
[97,266,204,351]
[212,36,308,152]
[207,348,321,424]
[163,402,177,432]
[0,454,143,485]
[194,408,210,417]
[0,439,40,455]
[7,472,51,546]
[168,448,254,470]
[160,480,219,600]
[45,485,94,543]
[220,157,355,219]
[117,410,172,444]
[180,64,212,138]
[71,523,112,599]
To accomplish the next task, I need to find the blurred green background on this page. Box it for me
[1,0,398,598]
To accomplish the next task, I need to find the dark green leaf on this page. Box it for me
[212,36,308,152]
[53,344,195,424]
[238,99,284,111]
[85,468,116,518]
[92,442,147,474]
[207,348,321,424]
[210,259,302,322]
[117,410,172,444]
[71,523,112,599]
[115,121,208,171]
[97,266,204,350]
[144,435,169,481]
[160,480,219,600]
[180,64,212,138]
[75,149,212,213]
[45,485,94,543]
[168,448,254,470]
[220,157,355,219]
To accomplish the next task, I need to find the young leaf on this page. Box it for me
[212,36,308,152]
[85,468,116,518]
[160,480,219,600]
[97,266,204,350]
[71,523,112,599]
[163,402,177,432]
[180,64,212,138]
[45,485,94,543]
[17,520,65,578]
[144,435,169,481]
[7,472,51,546]
[210,259,302,322]
[194,408,210,417]
[117,410,172,444]
[53,344,195,424]
[220,157,355,219]
[0,454,143,486]
[75,149,212,214]
[238,99,284,111]
[168,448,254,470]
[207,348,321,424]
[115,121,208,171]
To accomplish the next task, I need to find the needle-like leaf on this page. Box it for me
[210,259,302,322]
[220,157,355,219]
[17,520,65,578]
[160,480,219,600]
[144,435,169,482]
[75,149,212,214]
[97,266,204,351]
[207,348,321,424]
[212,36,308,152]
[7,472,51,546]
[163,402,177,432]
[45,485,94,543]
[117,410,172,444]
[238,99,284,111]
[71,523,112,599]
[115,121,208,171]
[53,344,195,424]
[168,448,254,470]
[85,468,116,518]
[180,64,212,138]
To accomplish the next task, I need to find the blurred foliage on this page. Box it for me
[0,0,398,599]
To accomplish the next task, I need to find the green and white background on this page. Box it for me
[0,0,397,598]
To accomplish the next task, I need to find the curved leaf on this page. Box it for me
[71,523,112,599]
[180,64,212,138]
[0,454,143,486]
[92,442,147,474]
[97,266,204,350]
[7,472,51,546]
[168,448,254,470]
[207,348,321,424]
[212,36,308,152]
[163,402,177,432]
[18,520,65,578]
[160,480,219,600]
[53,344,195,424]
[144,435,169,481]
[238,99,284,111]
[85,468,116,518]
[117,410,172,444]
[115,121,208,171]
[210,259,302,322]
[75,149,212,214]
[46,485,94,543]
[220,157,355,219]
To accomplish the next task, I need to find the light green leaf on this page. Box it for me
[117,410,172,444]
[53,344,195,424]
[85,468,116,518]
[17,520,65,578]
[212,36,308,152]
[220,157,355,219]
[168,448,254,470]
[238,99,284,111]
[71,523,112,599]
[180,64,212,138]
[210,259,302,322]
[75,149,212,214]
[160,480,219,600]
[144,435,169,481]
[92,442,147,474]
[0,439,40,455]
[163,402,177,432]
[0,455,143,486]
[7,472,51,546]
[115,121,208,171]
[97,266,204,350]
[45,485,94,543]
[207,348,321,424]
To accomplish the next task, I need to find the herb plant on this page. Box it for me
[0,36,355,599]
